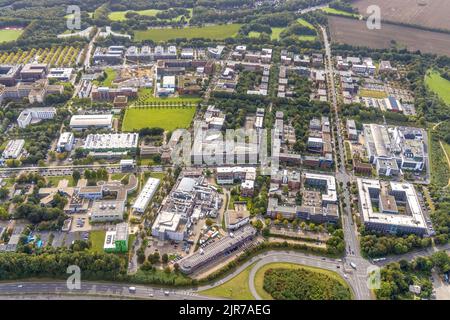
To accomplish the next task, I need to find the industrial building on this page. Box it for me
[132,177,160,214]
[152,175,222,241]
[69,114,113,130]
[178,226,256,274]
[83,133,139,154]
[357,178,427,235]
[363,124,426,176]
[2,139,25,159]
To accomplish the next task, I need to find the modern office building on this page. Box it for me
[357,178,427,235]
[132,177,160,214]
[17,107,57,128]
[90,200,125,222]
[2,139,25,159]
[103,223,129,253]
[56,132,74,152]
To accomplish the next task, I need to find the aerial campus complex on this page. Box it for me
[0,0,449,305]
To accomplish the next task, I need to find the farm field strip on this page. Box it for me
[0,46,81,66]
[352,0,450,32]
[328,16,450,57]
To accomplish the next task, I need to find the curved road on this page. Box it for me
[247,252,359,300]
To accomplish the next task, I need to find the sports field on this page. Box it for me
[122,106,196,131]
[134,23,241,41]
[0,28,23,43]
[425,70,450,105]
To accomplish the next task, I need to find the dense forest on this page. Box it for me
[263,267,352,300]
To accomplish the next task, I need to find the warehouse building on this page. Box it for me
[69,114,113,130]
[132,177,160,214]
[83,133,139,153]
[357,178,427,235]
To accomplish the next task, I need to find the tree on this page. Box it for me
[0,187,9,200]
[72,170,81,183]
[253,219,264,231]
[0,207,8,220]
[205,218,214,227]
[162,253,169,264]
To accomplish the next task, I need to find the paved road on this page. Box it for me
[0,281,216,300]
[320,25,373,300]
[247,252,360,300]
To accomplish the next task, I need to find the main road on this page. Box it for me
[320,26,373,300]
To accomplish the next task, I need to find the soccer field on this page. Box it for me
[134,23,241,41]
[0,29,23,43]
[122,106,196,132]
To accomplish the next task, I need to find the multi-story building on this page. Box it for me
[2,139,25,159]
[132,177,160,214]
[56,132,75,152]
[17,107,56,128]
[357,178,427,235]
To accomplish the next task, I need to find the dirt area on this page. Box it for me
[268,237,327,248]
[353,0,450,32]
[329,16,450,57]
[432,271,450,300]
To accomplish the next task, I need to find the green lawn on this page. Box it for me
[321,7,359,18]
[200,263,255,300]
[45,176,75,187]
[122,106,196,131]
[249,25,315,41]
[89,230,106,253]
[425,70,450,105]
[135,88,201,106]
[0,29,23,43]
[297,18,315,30]
[134,23,241,41]
[270,27,285,40]
[254,262,352,300]
[359,89,388,99]
[94,68,117,87]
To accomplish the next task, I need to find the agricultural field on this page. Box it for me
[134,23,241,41]
[328,16,450,57]
[352,0,450,31]
[321,7,359,18]
[109,9,192,22]
[122,106,196,132]
[0,28,23,43]
[425,70,450,105]
[0,46,81,67]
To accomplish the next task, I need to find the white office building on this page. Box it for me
[357,178,427,235]
[17,107,57,128]
[2,139,25,159]
[132,177,160,213]
[56,132,74,152]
